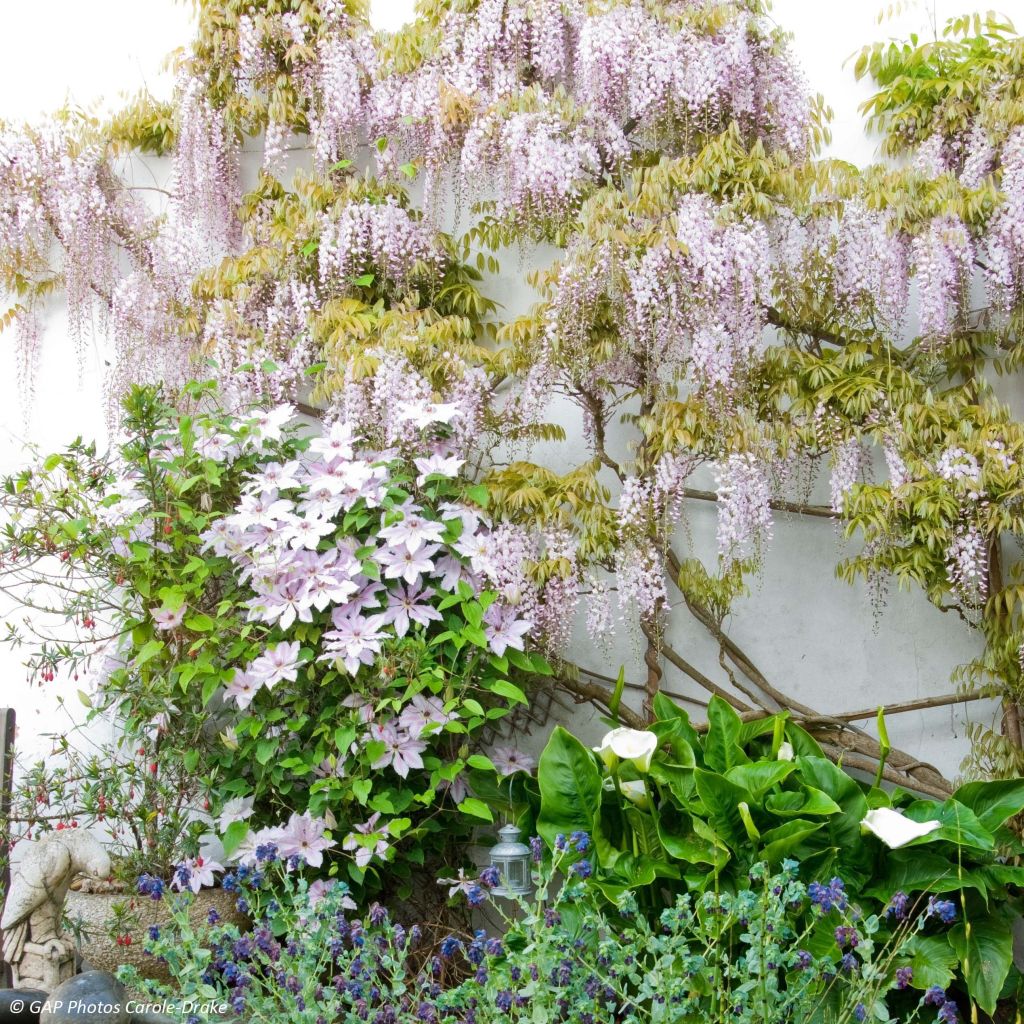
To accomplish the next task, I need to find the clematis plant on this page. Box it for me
[0,380,552,904]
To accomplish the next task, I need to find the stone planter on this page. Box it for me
[64,887,246,983]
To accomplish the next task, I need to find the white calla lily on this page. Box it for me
[604,777,651,811]
[861,807,941,849]
[594,727,659,772]
[776,741,795,761]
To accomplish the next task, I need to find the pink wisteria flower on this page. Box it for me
[248,640,302,690]
[490,746,537,776]
[368,721,427,778]
[342,812,391,868]
[483,604,532,656]
[275,811,336,868]
[152,604,187,631]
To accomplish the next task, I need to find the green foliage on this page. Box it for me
[523,699,1024,1011]
[0,381,550,903]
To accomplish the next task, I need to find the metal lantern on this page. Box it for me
[489,824,532,897]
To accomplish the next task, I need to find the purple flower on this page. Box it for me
[482,603,532,657]
[924,987,947,1007]
[366,721,427,778]
[854,1005,866,1022]
[926,897,956,924]
[152,604,187,631]
[479,865,501,889]
[794,950,812,970]
[273,811,336,868]
[490,746,537,777]
[886,891,909,920]
[466,885,486,907]
[834,925,859,950]
[529,836,544,862]
[896,966,913,990]
[569,831,590,852]
[572,859,593,879]
[938,1001,959,1024]
[808,877,847,913]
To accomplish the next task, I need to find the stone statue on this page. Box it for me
[1,831,111,991]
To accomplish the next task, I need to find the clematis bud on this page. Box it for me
[777,742,794,761]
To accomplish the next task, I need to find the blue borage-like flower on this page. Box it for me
[926,896,957,923]
[808,877,847,912]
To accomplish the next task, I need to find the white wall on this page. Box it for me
[1,0,1020,778]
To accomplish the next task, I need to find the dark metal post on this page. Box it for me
[0,708,15,988]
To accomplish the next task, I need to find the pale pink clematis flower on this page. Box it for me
[490,746,537,777]
[378,512,446,553]
[224,671,259,710]
[483,604,532,657]
[152,604,187,631]
[173,855,224,894]
[248,641,303,690]
[308,878,356,911]
[218,796,255,832]
[250,404,295,444]
[342,813,391,868]
[414,454,465,485]
[398,694,452,738]
[379,543,439,586]
[368,721,427,778]
[309,421,356,462]
[275,811,336,868]
[384,584,443,637]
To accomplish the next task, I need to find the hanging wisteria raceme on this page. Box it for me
[172,75,241,260]
[986,127,1024,307]
[575,5,809,152]
[309,29,368,169]
[460,101,628,225]
[715,452,773,564]
[910,214,974,340]
[832,201,909,332]
[829,438,866,516]
[318,198,442,291]
[945,522,989,606]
